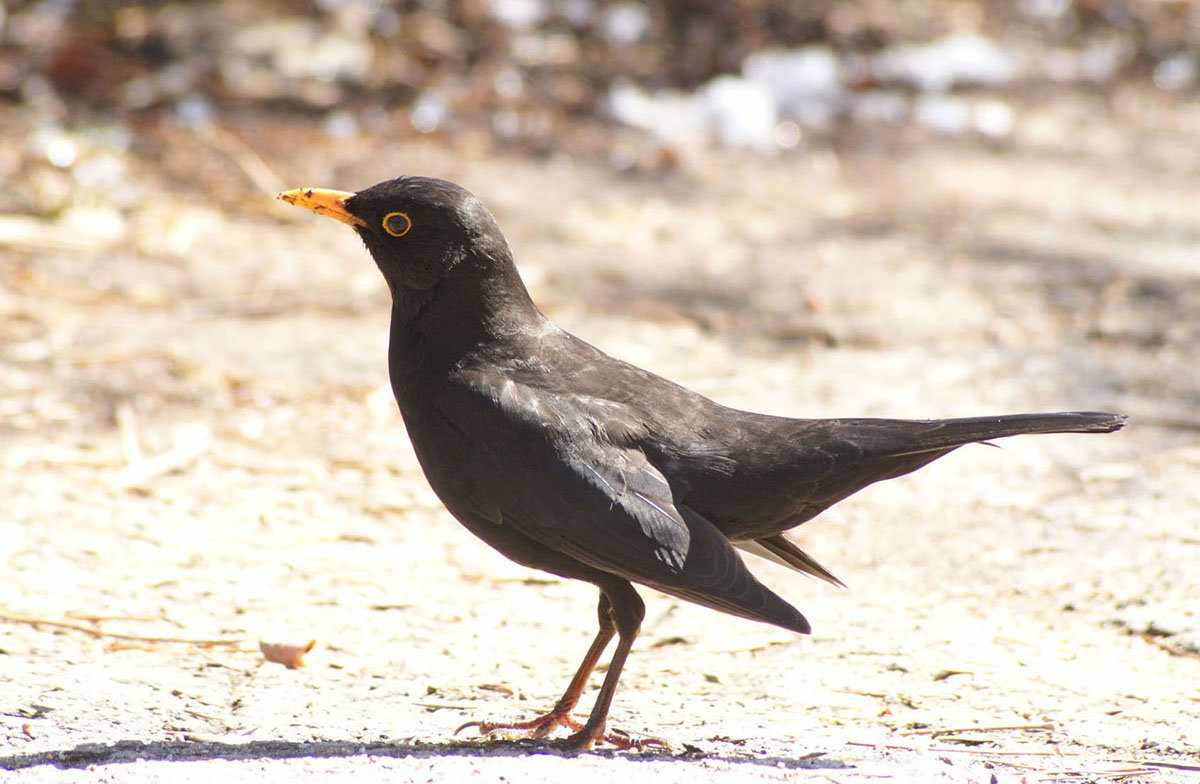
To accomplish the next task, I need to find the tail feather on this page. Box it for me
[728,411,1125,590]
[737,535,846,588]
[881,411,1126,456]
[641,504,813,634]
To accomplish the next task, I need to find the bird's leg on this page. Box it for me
[456,594,616,739]
[557,582,666,752]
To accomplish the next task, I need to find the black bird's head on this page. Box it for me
[279,176,512,293]
[278,176,540,350]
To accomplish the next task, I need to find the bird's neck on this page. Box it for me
[386,256,545,384]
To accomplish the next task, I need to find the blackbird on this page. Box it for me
[278,177,1125,750]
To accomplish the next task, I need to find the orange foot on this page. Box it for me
[455,704,582,741]
[558,723,670,752]
[457,712,668,751]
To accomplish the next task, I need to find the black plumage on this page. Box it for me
[278,177,1125,749]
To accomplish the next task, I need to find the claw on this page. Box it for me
[554,725,669,751]
[455,707,582,741]
[454,719,486,737]
[457,713,666,751]
[604,729,671,752]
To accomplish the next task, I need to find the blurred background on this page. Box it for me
[2,1,1199,774]
[4,0,1200,190]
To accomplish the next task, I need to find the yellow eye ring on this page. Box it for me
[382,212,412,237]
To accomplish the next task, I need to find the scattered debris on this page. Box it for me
[259,639,317,669]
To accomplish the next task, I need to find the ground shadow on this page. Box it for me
[0,738,851,772]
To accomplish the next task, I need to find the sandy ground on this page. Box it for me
[2,90,1199,782]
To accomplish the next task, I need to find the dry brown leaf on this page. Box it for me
[259,639,316,669]
[477,683,514,696]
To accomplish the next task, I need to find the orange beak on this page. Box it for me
[277,188,367,228]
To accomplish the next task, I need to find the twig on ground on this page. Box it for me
[1127,759,1200,772]
[64,612,161,622]
[847,740,1080,757]
[413,702,479,711]
[112,423,212,489]
[1138,633,1200,660]
[0,611,246,647]
[183,708,225,722]
[1039,768,1159,782]
[832,688,889,699]
[899,722,1055,737]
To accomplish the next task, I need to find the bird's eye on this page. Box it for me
[382,212,412,237]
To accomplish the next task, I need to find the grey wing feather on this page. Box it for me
[567,454,690,573]
[462,368,809,633]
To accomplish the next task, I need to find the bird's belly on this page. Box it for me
[395,399,621,583]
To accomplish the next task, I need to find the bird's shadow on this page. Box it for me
[0,737,851,772]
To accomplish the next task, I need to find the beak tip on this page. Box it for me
[274,187,364,228]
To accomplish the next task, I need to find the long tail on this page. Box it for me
[883,411,1127,455]
[744,411,1127,588]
